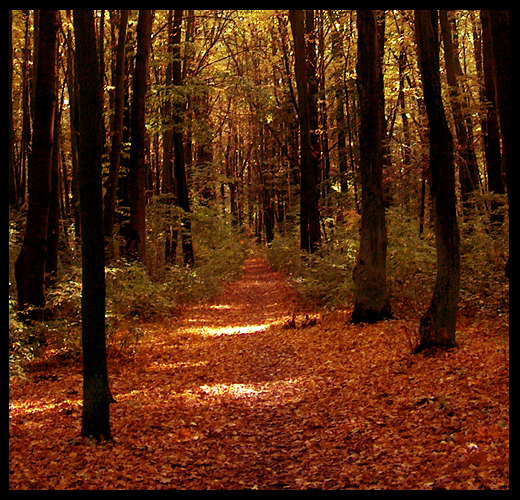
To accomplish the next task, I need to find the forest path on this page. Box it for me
[9,258,509,489]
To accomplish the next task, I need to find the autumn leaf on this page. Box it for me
[9,258,508,490]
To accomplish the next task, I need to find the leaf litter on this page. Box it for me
[9,258,508,489]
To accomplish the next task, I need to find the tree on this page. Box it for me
[289,10,321,254]
[350,10,392,324]
[415,10,460,350]
[439,10,480,215]
[103,10,129,255]
[74,9,113,440]
[172,10,195,267]
[128,10,153,262]
[14,10,59,317]
[485,10,509,278]
[9,10,18,209]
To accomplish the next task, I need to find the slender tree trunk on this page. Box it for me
[172,10,195,267]
[74,9,112,440]
[415,10,460,350]
[350,10,392,324]
[485,10,509,279]
[480,12,504,202]
[439,10,480,215]
[128,10,153,263]
[103,10,128,255]
[14,10,59,317]
[9,10,18,209]
[289,9,321,253]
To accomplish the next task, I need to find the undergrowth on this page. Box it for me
[266,205,509,317]
[9,206,245,378]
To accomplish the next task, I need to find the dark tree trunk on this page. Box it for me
[485,10,509,280]
[74,9,112,440]
[415,10,460,350]
[172,10,195,267]
[46,94,62,283]
[480,12,504,202]
[14,10,59,317]
[103,10,128,256]
[289,10,321,254]
[350,10,392,325]
[128,10,153,262]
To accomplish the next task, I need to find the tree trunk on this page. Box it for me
[9,10,18,209]
[128,10,153,263]
[289,10,321,253]
[172,10,195,267]
[480,12,504,204]
[350,10,392,324]
[103,10,128,255]
[485,11,509,259]
[415,10,460,350]
[74,9,112,441]
[14,10,59,317]
[439,10,480,215]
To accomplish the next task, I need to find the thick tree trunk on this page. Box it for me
[415,10,460,350]
[289,10,321,253]
[14,10,59,317]
[74,9,113,440]
[350,10,392,324]
[128,10,153,263]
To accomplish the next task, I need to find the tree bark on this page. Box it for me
[415,10,460,350]
[14,10,59,317]
[128,10,153,263]
[349,10,392,324]
[74,9,113,440]
[289,10,321,253]
[74,10,114,437]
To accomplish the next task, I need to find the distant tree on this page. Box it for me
[415,10,460,350]
[485,10,509,279]
[439,10,480,215]
[128,10,153,262]
[74,9,113,440]
[14,10,59,317]
[289,9,321,253]
[172,10,195,267]
[350,10,392,324]
[103,10,129,256]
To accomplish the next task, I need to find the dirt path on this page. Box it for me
[9,258,509,489]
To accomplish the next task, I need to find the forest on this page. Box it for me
[9,10,508,490]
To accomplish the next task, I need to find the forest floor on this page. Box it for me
[9,257,509,490]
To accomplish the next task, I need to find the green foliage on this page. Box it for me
[266,215,359,309]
